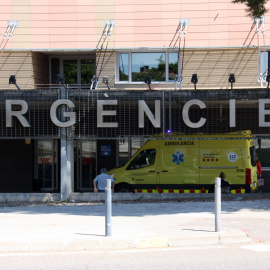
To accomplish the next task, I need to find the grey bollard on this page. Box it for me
[215,177,221,232]
[105,179,112,236]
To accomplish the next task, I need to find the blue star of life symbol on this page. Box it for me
[172,151,184,165]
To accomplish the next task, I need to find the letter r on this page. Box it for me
[6,100,30,127]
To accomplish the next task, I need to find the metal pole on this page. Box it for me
[66,138,73,196]
[60,87,67,201]
[60,137,67,201]
[105,179,112,236]
[162,91,165,139]
[169,91,171,137]
[215,177,221,232]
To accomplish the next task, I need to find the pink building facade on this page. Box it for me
[0,1,270,195]
[0,0,269,90]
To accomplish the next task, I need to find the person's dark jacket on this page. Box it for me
[221,178,230,187]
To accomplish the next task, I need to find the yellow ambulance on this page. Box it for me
[109,131,258,194]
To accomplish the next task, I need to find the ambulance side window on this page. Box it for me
[127,149,156,170]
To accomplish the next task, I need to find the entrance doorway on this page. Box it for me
[35,138,146,193]
[75,140,97,191]
[50,57,95,85]
[36,140,59,191]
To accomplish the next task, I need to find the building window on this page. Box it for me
[132,52,166,82]
[117,52,179,83]
[51,58,60,84]
[64,60,78,84]
[119,54,129,81]
[50,57,95,85]
[119,139,129,167]
[168,53,179,81]
[260,51,269,81]
[81,59,95,84]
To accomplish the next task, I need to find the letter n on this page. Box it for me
[138,100,160,128]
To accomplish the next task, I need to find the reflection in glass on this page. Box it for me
[38,140,57,189]
[119,139,129,166]
[81,141,97,189]
[64,60,77,84]
[51,58,60,84]
[119,54,129,81]
[169,53,179,81]
[131,139,142,156]
[81,59,95,84]
[132,53,165,82]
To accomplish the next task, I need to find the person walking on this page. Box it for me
[93,168,115,193]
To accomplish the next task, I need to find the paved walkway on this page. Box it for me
[0,197,269,252]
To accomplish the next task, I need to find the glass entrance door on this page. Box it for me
[63,59,78,84]
[75,140,97,191]
[37,140,58,191]
[50,57,95,85]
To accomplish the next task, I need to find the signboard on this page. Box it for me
[101,145,111,156]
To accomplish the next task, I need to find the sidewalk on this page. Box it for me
[3,196,269,253]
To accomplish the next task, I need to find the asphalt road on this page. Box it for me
[0,244,269,270]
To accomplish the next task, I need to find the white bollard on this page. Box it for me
[215,177,221,232]
[105,179,112,236]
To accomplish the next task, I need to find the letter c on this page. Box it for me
[182,99,206,128]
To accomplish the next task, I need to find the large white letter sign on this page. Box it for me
[97,100,118,128]
[6,100,30,127]
[259,99,270,127]
[50,99,76,127]
[139,100,161,128]
[182,99,206,128]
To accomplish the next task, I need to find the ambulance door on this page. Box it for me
[126,148,158,187]
[159,144,200,186]
[199,141,244,185]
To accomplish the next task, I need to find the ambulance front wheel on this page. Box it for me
[116,183,134,193]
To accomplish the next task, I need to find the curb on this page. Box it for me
[0,192,269,203]
[0,230,251,253]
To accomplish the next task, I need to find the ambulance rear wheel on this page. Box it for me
[116,184,134,193]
